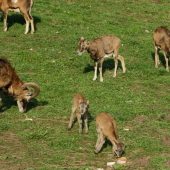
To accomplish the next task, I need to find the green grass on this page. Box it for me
[0,0,170,169]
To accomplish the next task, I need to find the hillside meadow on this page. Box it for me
[0,0,170,169]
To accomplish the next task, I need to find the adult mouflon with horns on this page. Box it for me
[0,57,40,113]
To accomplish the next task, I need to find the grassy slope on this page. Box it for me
[0,0,170,169]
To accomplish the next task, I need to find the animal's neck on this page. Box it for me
[88,44,95,54]
[10,80,24,99]
[110,135,121,144]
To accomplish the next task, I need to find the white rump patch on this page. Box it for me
[8,8,20,12]
[104,53,113,58]
[11,0,18,3]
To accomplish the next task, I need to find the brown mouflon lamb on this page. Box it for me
[77,35,126,82]
[68,94,89,134]
[94,113,125,157]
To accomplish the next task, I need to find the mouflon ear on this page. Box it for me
[81,36,84,41]
[79,99,82,104]
[86,100,89,105]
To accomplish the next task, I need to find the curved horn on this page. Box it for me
[22,82,40,98]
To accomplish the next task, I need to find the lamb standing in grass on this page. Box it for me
[68,94,89,134]
[77,35,126,82]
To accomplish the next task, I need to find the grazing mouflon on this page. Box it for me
[94,113,125,157]
[0,57,40,113]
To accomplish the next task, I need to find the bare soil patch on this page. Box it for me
[130,84,142,89]
[130,84,144,94]
[134,116,147,123]
[152,0,161,3]
[134,0,161,3]
[162,136,170,146]
[133,157,150,166]
[165,160,170,167]
[126,121,132,128]
[0,131,20,145]
[152,130,162,138]
[149,105,154,110]
[167,109,170,114]
[24,71,32,75]
[0,131,27,169]
[165,117,170,121]
[126,115,148,128]
[136,16,151,21]
[166,86,170,89]
[129,59,138,63]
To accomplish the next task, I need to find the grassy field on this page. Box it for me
[0,0,170,169]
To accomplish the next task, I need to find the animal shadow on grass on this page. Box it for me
[1,14,41,32]
[151,52,170,68]
[0,94,48,113]
[71,112,94,132]
[26,99,48,112]
[83,59,123,76]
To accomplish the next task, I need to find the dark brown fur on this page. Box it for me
[0,57,39,112]
[0,57,24,97]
